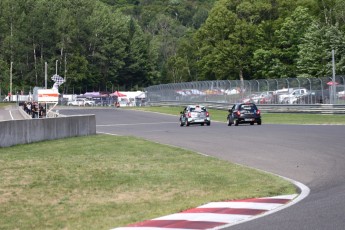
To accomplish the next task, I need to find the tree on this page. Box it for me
[2,0,343,92]
[0,0,218,91]
[194,0,238,80]
[118,17,151,89]
[297,22,345,77]
[195,0,275,81]
[269,6,314,78]
[252,48,284,79]
[66,53,89,91]
[87,2,129,90]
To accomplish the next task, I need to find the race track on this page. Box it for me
[61,108,345,230]
[0,105,26,121]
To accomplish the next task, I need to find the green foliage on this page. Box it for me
[195,0,272,80]
[273,7,315,78]
[0,0,215,93]
[0,0,345,94]
[252,48,283,79]
[297,22,345,77]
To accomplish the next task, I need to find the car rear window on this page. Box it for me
[189,106,206,112]
[241,104,256,111]
[195,107,206,112]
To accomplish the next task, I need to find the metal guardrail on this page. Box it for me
[148,101,345,114]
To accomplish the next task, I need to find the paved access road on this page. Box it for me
[0,105,26,121]
[60,108,345,230]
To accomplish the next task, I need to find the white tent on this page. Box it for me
[135,92,146,99]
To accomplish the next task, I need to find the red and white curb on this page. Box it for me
[111,194,298,230]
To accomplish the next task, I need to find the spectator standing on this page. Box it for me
[23,102,28,114]
[32,103,38,118]
[39,103,46,118]
[27,103,31,115]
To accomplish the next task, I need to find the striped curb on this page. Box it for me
[112,194,298,230]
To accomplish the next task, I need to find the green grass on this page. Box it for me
[0,135,296,230]
[134,106,345,125]
[0,102,14,108]
[260,113,345,124]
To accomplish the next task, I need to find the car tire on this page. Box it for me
[206,122,210,126]
[227,118,232,126]
[257,120,262,125]
[201,123,204,126]
[185,120,190,126]
[180,119,184,127]
[250,122,254,125]
[234,119,239,126]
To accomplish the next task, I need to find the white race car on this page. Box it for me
[179,105,211,126]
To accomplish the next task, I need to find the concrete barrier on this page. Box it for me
[0,115,96,148]
[18,106,32,119]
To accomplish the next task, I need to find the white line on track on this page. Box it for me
[214,171,310,229]
[199,201,284,210]
[141,130,169,133]
[97,132,120,136]
[9,110,14,120]
[97,122,177,127]
[153,213,253,223]
[114,228,192,230]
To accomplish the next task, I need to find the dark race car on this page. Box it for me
[227,103,262,126]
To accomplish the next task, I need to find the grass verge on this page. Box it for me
[0,134,296,230]
[0,102,14,109]
[133,106,345,125]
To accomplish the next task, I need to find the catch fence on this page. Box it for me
[146,76,345,105]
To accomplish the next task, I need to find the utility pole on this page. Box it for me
[45,62,48,89]
[332,50,336,104]
[10,62,13,101]
[56,60,58,75]
[64,54,67,93]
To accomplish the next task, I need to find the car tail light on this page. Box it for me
[236,111,241,116]
[188,112,191,118]
[256,109,260,115]
[206,112,209,117]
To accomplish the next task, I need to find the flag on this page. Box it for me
[51,74,65,86]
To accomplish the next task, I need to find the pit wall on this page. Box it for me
[0,115,96,147]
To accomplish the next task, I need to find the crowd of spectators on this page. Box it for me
[21,102,47,118]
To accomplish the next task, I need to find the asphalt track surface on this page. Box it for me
[0,105,25,121]
[5,107,345,230]
[58,108,345,230]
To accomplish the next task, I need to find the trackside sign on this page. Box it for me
[37,89,59,102]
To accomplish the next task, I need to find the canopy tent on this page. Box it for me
[83,92,101,97]
[327,81,339,86]
[111,91,127,97]
[80,92,112,98]
[135,92,146,99]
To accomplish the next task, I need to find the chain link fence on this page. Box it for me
[146,76,345,105]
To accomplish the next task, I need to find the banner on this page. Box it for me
[37,89,59,102]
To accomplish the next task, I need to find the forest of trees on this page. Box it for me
[0,0,344,94]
